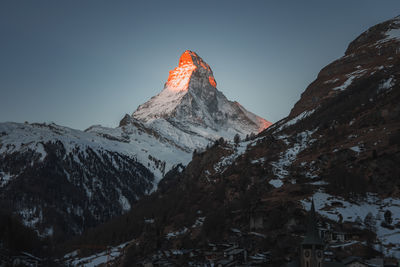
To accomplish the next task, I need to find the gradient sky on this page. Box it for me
[1,1,399,130]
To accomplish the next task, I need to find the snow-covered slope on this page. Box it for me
[0,121,195,236]
[85,121,192,181]
[0,122,155,235]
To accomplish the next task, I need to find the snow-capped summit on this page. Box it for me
[132,50,218,121]
[131,50,271,142]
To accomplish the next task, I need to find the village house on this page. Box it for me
[250,207,265,231]
[343,256,367,267]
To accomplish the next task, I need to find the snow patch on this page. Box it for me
[383,28,400,42]
[333,69,367,91]
[118,194,131,212]
[324,78,339,84]
[309,180,329,186]
[251,157,265,165]
[378,77,395,92]
[269,179,283,188]
[42,227,54,237]
[0,171,13,187]
[166,227,188,239]
[144,218,154,224]
[18,207,42,228]
[192,217,206,228]
[350,146,362,153]
[276,110,315,132]
[35,142,47,161]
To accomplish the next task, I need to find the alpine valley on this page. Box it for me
[1,15,400,267]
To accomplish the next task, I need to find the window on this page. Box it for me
[317,251,322,258]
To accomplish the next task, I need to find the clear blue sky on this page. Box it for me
[0,1,399,130]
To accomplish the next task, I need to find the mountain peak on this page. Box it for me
[165,50,216,92]
[131,49,270,142]
[178,50,212,72]
[178,50,197,66]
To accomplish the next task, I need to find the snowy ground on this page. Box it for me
[63,242,131,267]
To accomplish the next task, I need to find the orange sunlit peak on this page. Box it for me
[179,50,209,70]
[179,50,196,67]
[209,76,217,87]
[165,50,217,92]
[165,51,197,92]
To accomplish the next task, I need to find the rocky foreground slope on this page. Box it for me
[62,16,400,266]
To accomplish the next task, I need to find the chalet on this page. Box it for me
[250,207,264,230]
[319,227,348,243]
[11,252,42,267]
[324,251,335,262]
[319,227,331,241]
[343,257,367,267]
[225,248,247,262]
[223,245,238,258]
[365,258,384,267]
[383,258,398,267]
[216,258,236,267]
[248,252,270,264]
